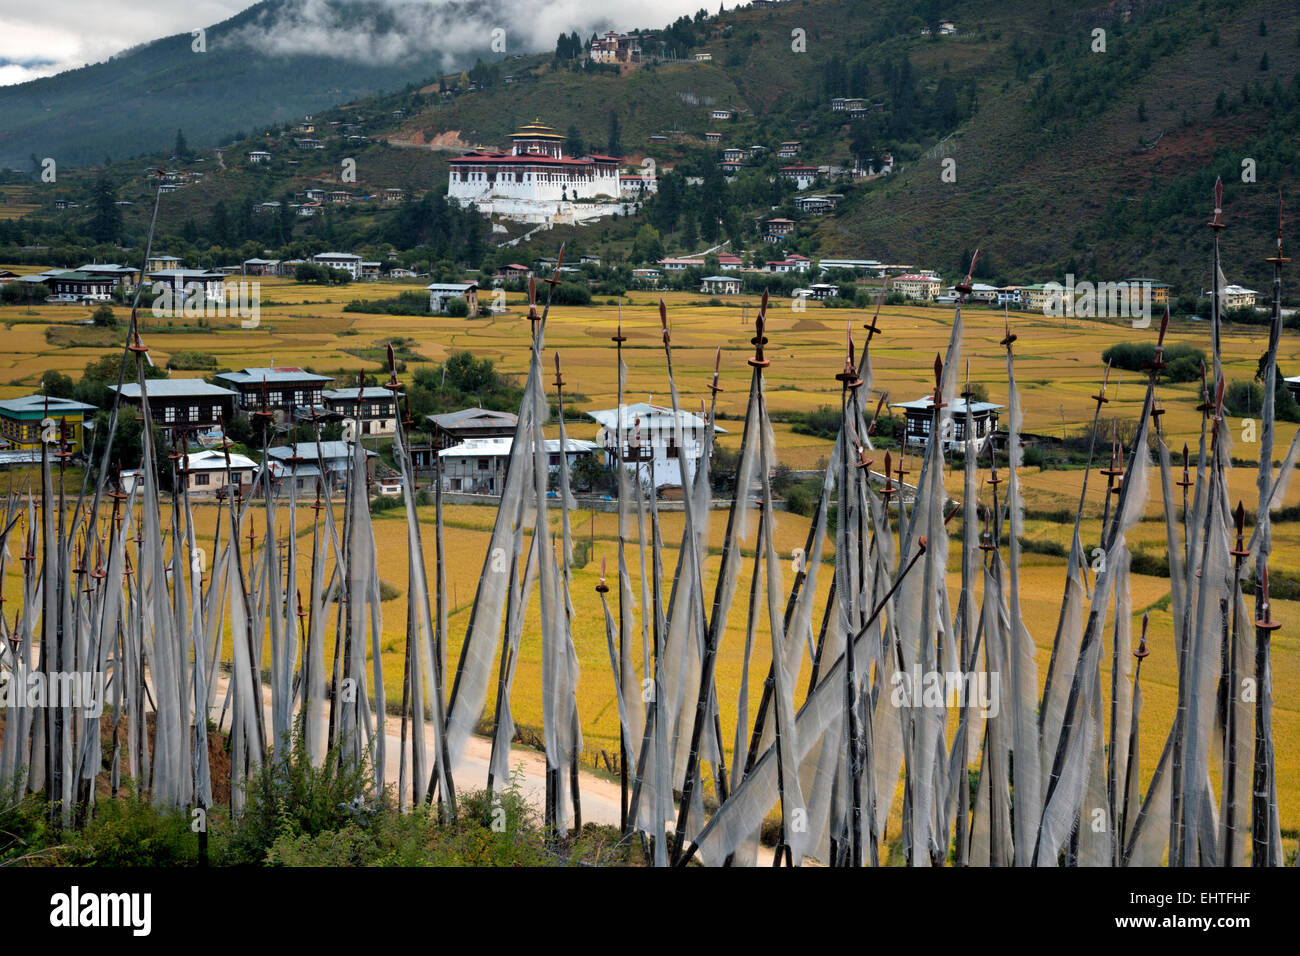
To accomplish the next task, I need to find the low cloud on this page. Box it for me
[224,0,716,69]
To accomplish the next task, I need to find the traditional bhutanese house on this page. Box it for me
[632,268,661,285]
[705,132,723,145]
[427,281,479,314]
[0,269,16,283]
[722,147,745,162]
[501,264,531,279]
[361,261,383,280]
[589,31,642,63]
[716,254,743,270]
[892,396,1003,452]
[75,263,139,289]
[242,258,279,276]
[693,51,712,61]
[384,188,404,202]
[589,401,725,489]
[147,269,226,304]
[262,441,376,496]
[108,379,237,430]
[764,217,795,242]
[890,273,941,301]
[147,255,182,272]
[1125,277,1171,307]
[967,283,1000,304]
[246,150,271,164]
[718,160,743,179]
[437,436,600,493]
[214,367,333,421]
[768,254,811,273]
[777,141,801,158]
[1285,375,1300,404]
[0,395,96,451]
[426,407,518,450]
[1222,284,1259,309]
[794,283,839,300]
[793,195,838,215]
[179,449,256,496]
[329,191,352,204]
[311,252,362,278]
[47,271,116,301]
[1019,283,1061,312]
[779,164,819,190]
[322,386,399,436]
[709,109,734,120]
[658,258,705,272]
[997,286,1023,307]
[700,275,742,295]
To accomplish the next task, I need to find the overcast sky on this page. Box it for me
[0,0,247,85]
[0,0,724,87]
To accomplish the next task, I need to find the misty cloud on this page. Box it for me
[222,0,714,69]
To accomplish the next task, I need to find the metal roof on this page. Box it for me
[110,380,237,398]
[216,367,333,386]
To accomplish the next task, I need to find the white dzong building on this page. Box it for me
[447,120,625,225]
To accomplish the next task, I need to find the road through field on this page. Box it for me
[208,672,776,865]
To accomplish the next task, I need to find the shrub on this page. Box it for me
[168,350,218,370]
[217,729,376,866]
[1100,341,1204,382]
[91,303,118,327]
[550,282,592,306]
[444,296,470,317]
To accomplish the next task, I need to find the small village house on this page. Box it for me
[322,386,398,436]
[108,379,237,429]
[589,402,724,490]
[890,273,941,301]
[778,164,819,190]
[893,396,1003,452]
[426,407,518,450]
[312,252,362,279]
[215,366,333,422]
[764,218,795,243]
[700,275,742,295]
[47,271,117,301]
[0,395,96,451]
[427,281,479,314]
[179,449,256,496]
[263,441,376,496]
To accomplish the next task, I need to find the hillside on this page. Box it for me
[0,0,507,168]
[4,0,1300,295]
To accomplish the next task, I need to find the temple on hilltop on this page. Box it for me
[447,120,630,225]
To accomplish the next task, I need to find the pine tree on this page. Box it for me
[174,128,190,161]
[607,110,622,157]
[87,175,122,244]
